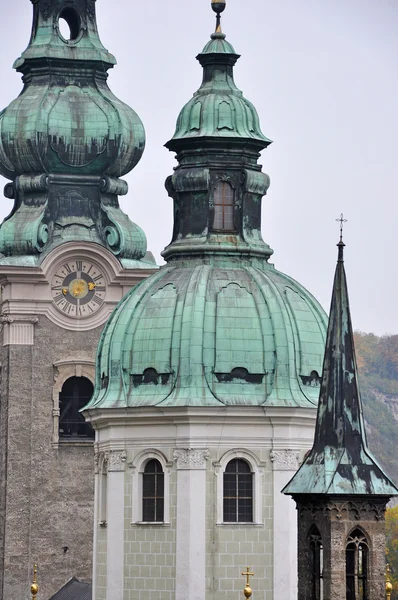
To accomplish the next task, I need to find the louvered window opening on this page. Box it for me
[142,459,164,522]
[223,458,253,522]
[59,376,94,439]
[213,181,234,231]
[346,530,368,600]
[309,528,324,600]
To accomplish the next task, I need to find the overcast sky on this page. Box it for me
[0,0,397,335]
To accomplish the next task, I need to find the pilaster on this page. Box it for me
[106,450,126,600]
[270,449,301,600]
[174,448,209,600]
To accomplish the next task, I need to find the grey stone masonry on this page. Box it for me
[295,495,388,600]
[0,315,102,600]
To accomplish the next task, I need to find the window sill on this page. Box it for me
[58,439,94,446]
[216,522,263,527]
[131,521,171,528]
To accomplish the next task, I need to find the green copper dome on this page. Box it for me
[86,7,328,412]
[167,32,271,149]
[88,263,327,409]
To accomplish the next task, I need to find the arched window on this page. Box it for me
[223,458,253,522]
[213,181,234,231]
[346,529,369,600]
[59,376,94,439]
[309,526,323,600]
[142,459,164,522]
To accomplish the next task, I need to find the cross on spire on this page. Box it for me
[336,213,347,242]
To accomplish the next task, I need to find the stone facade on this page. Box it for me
[86,406,317,600]
[0,244,155,600]
[296,496,388,600]
[0,315,99,600]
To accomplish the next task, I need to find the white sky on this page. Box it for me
[0,0,397,335]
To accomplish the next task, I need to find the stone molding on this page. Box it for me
[1,314,38,346]
[270,449,301,471]
[298,499,388,522]
[173,448,209,470]
[107,450,127,472]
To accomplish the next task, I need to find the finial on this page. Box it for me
[31,564,39,600]
[211,0,226,33]
[386,563,393,600]
[335,213,347,262]
[242,567,254,599]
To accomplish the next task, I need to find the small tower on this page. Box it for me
[283,232,398,600]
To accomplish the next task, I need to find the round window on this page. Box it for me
[58,7,81,42]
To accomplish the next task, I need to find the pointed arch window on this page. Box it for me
[346,529,369,600]
[213,181,234,231]
[142,459,164,522]
[59,376,94,439]
[309,526,323,600]
[223,458,253,522]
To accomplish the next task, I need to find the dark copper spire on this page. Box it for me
[283,237,398,496]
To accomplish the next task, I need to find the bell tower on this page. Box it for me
[0,1,155,598]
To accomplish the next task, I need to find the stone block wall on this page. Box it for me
[1,316,102,600]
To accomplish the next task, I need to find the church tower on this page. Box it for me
[84,3,328,599]
[283,235,398,599]
[0,1,155,598]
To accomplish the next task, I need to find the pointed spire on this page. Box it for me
[283,235,398,497]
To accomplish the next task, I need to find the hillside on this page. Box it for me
[354,332,398,485]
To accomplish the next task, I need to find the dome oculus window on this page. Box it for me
[213,181,234,231]
[59,376,94,439]
[223,458,253,522]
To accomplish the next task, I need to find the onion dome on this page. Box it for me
[0,0,148,264]
[86,1,328,411]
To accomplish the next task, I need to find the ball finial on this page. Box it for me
[211,0,226,15]
[211,0,226,32]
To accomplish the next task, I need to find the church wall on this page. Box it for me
[123,451,177,600]
[91,407,316,600]
[1,315,103,600]
[206,446,273,597]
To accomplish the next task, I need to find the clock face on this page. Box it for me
[51,260,106,318]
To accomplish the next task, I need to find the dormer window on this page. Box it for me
[213,181,234,231]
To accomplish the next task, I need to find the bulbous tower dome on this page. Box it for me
[0,0,147,263]
[87,4,328,411]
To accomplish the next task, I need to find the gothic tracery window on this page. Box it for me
[142,459,164,522]
[223,458,253,522]
[346,529,369,600]
[309,526,323,600]
[213,181,234,231]
[59,376,94,439]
